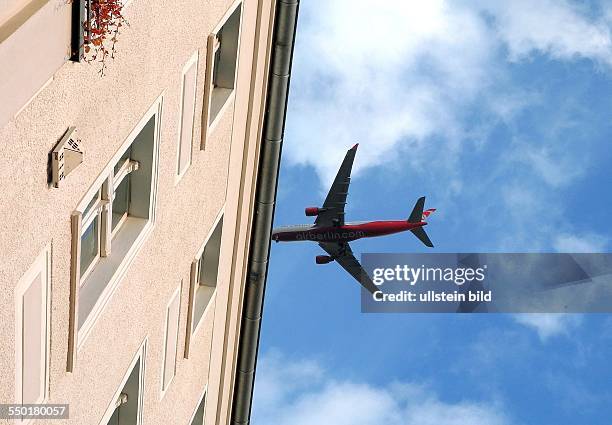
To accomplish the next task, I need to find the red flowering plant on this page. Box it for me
[81,0,128,76]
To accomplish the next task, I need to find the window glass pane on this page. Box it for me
[80,217,99,275]
[208,6,240,125]
[105,358,141,425]
[198,218,223,287]
[112,175,130,231]
[190,393,206,425]
[192,217,223,333]
[213,34,222,86]
[114,147,132,175]
[83,191,100,217]
[213,6,240,90]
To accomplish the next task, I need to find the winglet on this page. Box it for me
[351,143,359,150]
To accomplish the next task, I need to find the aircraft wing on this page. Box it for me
[315,144,358,227]
[318,242,379,294]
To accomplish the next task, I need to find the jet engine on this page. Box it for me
[316,255,334,264]
[305,207,320,216]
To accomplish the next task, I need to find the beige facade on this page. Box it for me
[0,0,278,423]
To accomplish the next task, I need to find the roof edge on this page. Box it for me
[230,1,300,424]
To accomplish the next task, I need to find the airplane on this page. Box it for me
[271,143,436,294]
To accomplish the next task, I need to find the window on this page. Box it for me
[184,213,223,358]
[78,150,139,282]
[197,217,223,289]
[161,286,181,394]
[80,190,101,281]
[188,389,206,425]
[202,3,242,134]
[15,245,50,420]
[70,98,162,356]
[177,52,199,180]
[192,215,223,334]
[99,341,146,425]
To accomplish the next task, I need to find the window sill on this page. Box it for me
[77,217,152,348]
[207,88,235,135]
[192,287,217,337]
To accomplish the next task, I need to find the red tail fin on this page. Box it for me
[422,208,436,221]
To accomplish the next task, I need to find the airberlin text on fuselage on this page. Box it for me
[295,230,366,241]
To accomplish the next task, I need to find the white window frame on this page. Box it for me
[201,0,243,149]
[79,189,103,282]
[160,283,181,398]
[111,151,140,236]
[184,208,224,358]
[176,51,199,183]
[67,95,163,370]
[98,338,147,425]
[78,155,140,283]
[14,244,51,424]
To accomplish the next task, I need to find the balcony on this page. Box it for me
[0,0,72,129]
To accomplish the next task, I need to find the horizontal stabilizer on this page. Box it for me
[410,226,434,247]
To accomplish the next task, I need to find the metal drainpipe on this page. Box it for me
[231,0,299,424]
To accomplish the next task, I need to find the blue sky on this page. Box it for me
[252,1,612,424]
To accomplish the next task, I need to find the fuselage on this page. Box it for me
[271,220,427,243]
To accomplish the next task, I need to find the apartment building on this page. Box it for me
[0,0,298,424]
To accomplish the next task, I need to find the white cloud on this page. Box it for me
[254,349,325,412]
[285,0,612,185]
[512,313,583,340]
[288,0,492,183]
[491,182,565,251]
[553,233,609,253]
[253,351,513,425]
[500,183,543,217]
[478,0,612,66]
[517,146,585,187]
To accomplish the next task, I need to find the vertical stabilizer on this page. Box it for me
[408,197,426,223]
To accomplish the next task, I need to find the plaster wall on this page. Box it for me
[0,0,272,423]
